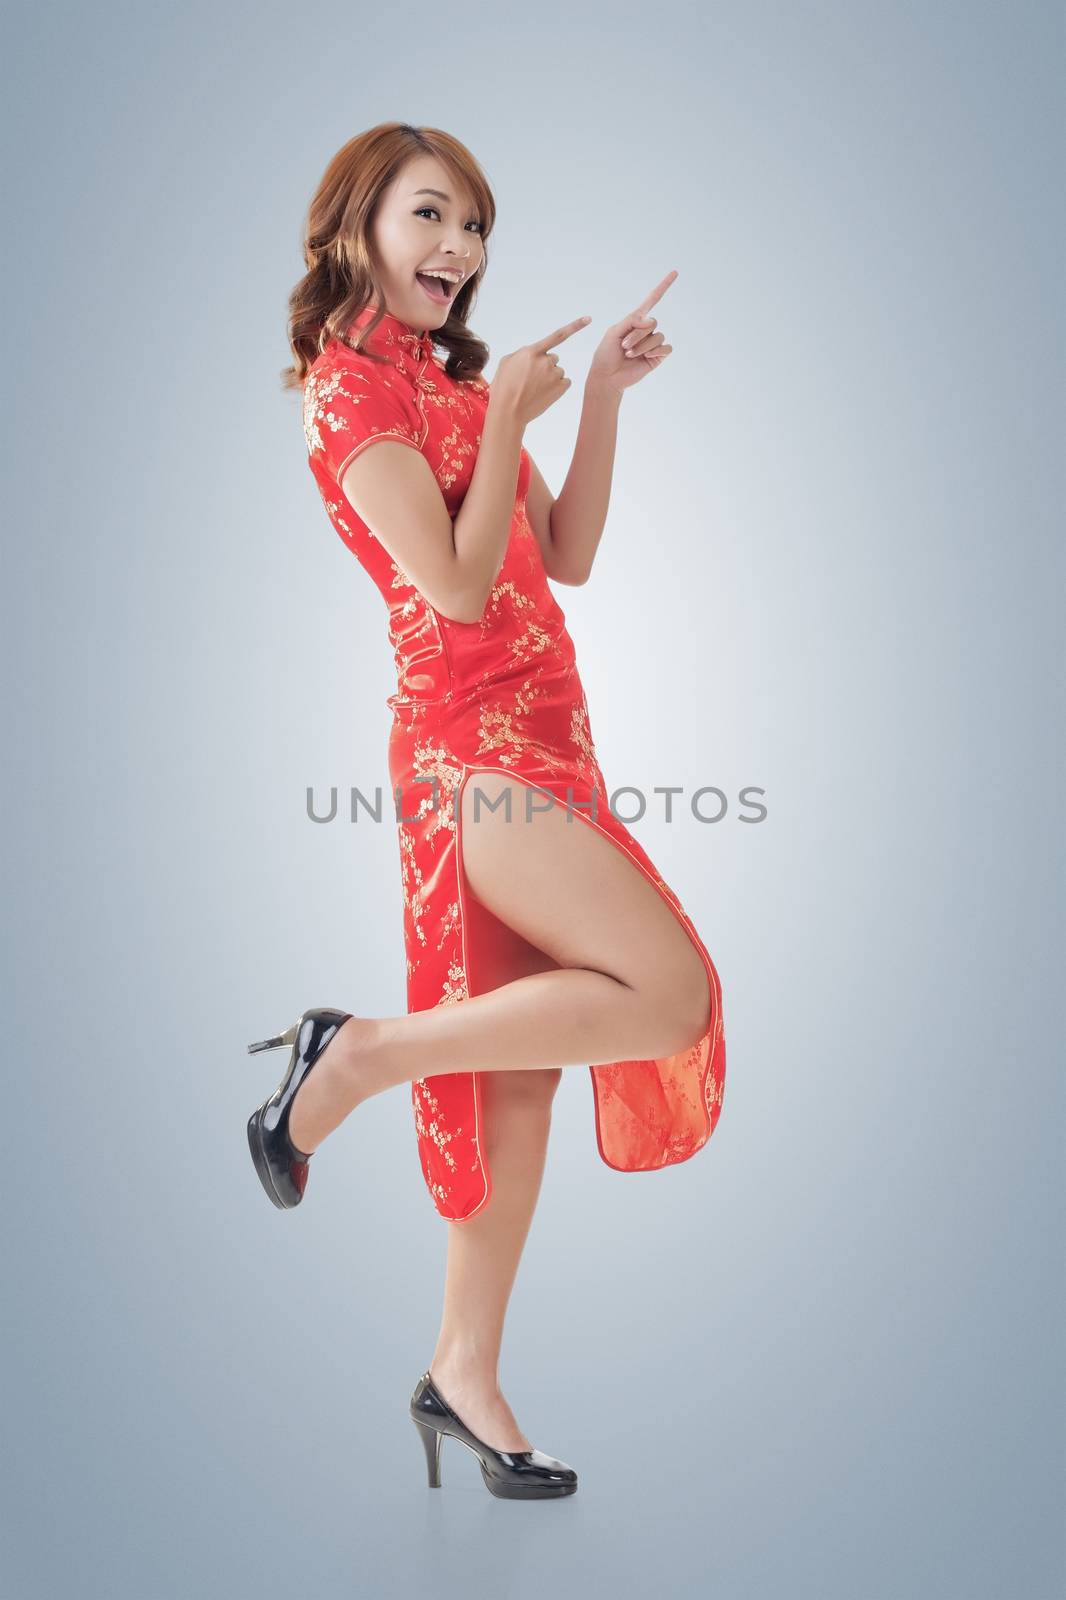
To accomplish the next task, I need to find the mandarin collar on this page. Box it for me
[345,304,434,365]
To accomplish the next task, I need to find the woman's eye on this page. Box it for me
[415,206,482,233]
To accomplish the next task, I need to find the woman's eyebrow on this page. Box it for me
[411,186,476,210]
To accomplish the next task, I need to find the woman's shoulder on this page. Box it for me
[309,334,383,382]
[302,339,491,419]
[303,337,417,408]
[302,341,424,473]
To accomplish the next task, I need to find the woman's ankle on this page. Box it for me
[286,1020,367,1151]
[429,1351,502,1400]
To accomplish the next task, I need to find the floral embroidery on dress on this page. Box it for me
[437,899,461,953]
[302,366,418,467]
[413,1078,462,1176]
[396,825,429,950]
[407,738,462,844]
[473,685,575,772]
[569,699,599,769]
[438,959,469,1007]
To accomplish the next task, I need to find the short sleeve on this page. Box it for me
[303,359,423,487]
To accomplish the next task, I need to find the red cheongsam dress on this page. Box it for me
[302,303,726,1222]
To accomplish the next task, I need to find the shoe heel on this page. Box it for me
[247,1023,300,1055]
[412,1418,443,1488]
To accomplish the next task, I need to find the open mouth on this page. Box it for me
[415,271,460,305]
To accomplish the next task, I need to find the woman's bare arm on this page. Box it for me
[539,377,623,585]
[339,395,524,624]
[449,394,525,616]
[522,454,590,587]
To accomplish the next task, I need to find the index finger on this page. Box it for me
[531,314,593,354]
[635,270,679,316]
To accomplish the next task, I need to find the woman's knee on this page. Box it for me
[678,960,714,1050]
[480,1062,560,1126]
[646,941,714,1055]
[483,1066,562,1114]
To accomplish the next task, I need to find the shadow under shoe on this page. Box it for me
[246,1008,352,1209]
[410,1370,578,1499]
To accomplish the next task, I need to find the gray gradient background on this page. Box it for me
[3,1,1061,1596]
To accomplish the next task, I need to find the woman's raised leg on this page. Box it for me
[287,772,711,1153]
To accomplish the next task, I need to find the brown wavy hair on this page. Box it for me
[282,123,496,392]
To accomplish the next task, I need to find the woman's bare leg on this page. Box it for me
[428,1064,561,1452]
[286,772,712,1154]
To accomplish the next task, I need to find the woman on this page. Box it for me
[247,122,727,1500]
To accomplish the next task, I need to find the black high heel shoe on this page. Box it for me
[246,1008,352,1209]
[410,1371,578,1499]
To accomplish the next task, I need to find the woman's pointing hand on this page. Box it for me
[491,314,593,425]
[588,270,678,393]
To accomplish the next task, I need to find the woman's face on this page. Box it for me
[369,153,485,331]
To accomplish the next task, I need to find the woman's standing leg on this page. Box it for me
[428,1065,561,1452]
